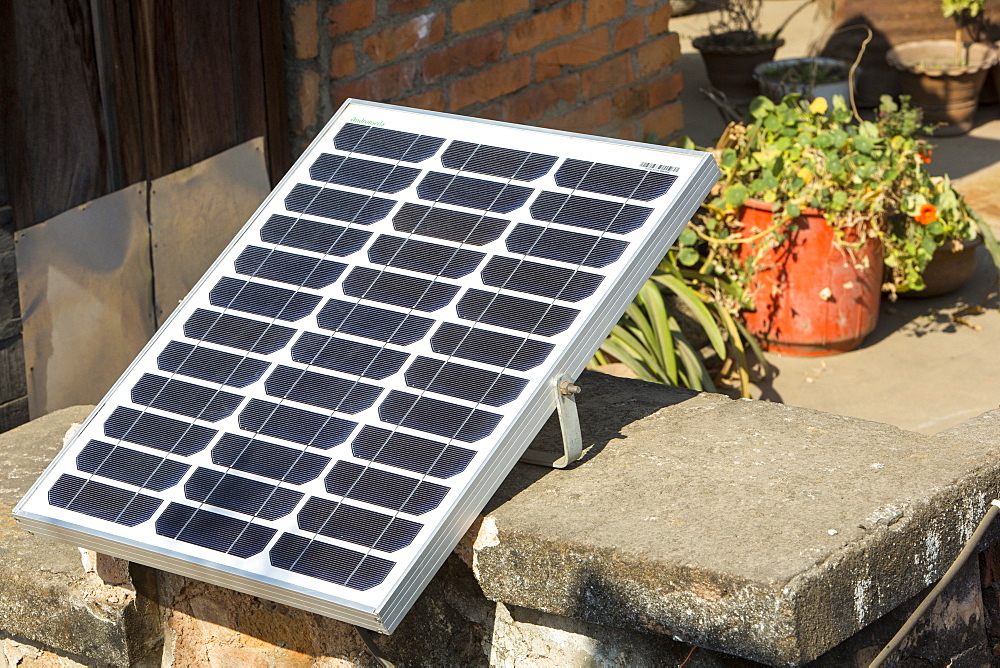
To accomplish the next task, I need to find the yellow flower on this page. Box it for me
[809,97,828,114]
[796,166,813,183]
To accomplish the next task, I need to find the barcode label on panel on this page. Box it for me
[640,162,680,174]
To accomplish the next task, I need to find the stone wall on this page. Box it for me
[283,0,683,156]
[10,375,1000,666]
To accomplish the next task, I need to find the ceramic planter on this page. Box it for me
[900,236,981,299]
[753,57,854,106]
[693,32,784,105]
[738,200,883,356]
[886,40,999,136]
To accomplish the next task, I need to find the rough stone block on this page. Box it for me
[0,406,161,665]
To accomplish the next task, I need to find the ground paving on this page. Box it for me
[666,1,1000,435]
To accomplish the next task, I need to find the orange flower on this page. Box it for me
[915,203,938,225]
[918,149,933,164]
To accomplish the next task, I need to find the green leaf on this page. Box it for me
[653,273,727,359]
[679,228,698,246]
[725,184,749,208]
[678,247,700,266]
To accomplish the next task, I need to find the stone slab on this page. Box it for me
[0,405,159,665]
[473,371,1000,665]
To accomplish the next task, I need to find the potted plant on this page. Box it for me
[872,94,1000,298]
[678,95,922,355]
[753,57,854,106]
[886,0,998,135]
[692,0,814,105]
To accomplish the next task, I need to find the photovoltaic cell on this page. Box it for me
[297,497,422,552]
[209,277,321,322]
[211,433,330,485]
[440,141,557,181]
[234,245,346,289]
[316,300,433,346]
[309,154,420,194]
[104,406,217,457]
[417,172,532,214]
[285,183,395,224]
[260,214,371,257]
[183,309,296,355]
[429,323,553,372]
[184,468,302,521]
[392,203,508,245]
[17,99,718,634]
[505,223,628,269]
[555,158,677,201]
[333,123,444,163]
[530,191,652,234]
[350,426,475,479]
[480,256,603,303]
[367,235,484,279]
[291,332,409,380]
[157,340,269,388]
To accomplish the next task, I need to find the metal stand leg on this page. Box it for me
[519,374,583,469]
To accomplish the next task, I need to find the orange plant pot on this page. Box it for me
[738,199,883,356]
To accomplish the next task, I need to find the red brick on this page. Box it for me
[613,15,645,52]
[296,69,321,133]
[451,0,527,33]
[291,0,319,59]
[390,0,433,14]
[581,53,633,99]
[397,88,445,111]
[585,0,625,27]
[423,31,504,82]
[648,70,683,107]
[329,42,356,79]
[535,28,610,81]
[331,60,418,106]
[545,96,612,134]
[614,123,638,141]
[475,100,508,121]
[633,0,656,6]
[508,3,582,55]
[612,82,647,119]
[449,57,531,110]
[327,0,375,37]
[647,4,672,35]
[636,33,681,78]
[640,101,683,141]
[363,13,445,64]
[503,75,580,122]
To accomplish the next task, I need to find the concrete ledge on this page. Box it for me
[0,406,160,666]
[3,375,999,665]
[472,371,1000,665]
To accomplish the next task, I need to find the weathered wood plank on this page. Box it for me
[0,0,111,229]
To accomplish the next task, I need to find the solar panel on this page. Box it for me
[14,100,719,632]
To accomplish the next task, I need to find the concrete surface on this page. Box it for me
[0,405,161,667]
[672,1,1000,436]
[8,386,1000,666]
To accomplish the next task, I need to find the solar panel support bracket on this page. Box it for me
[519,374,583,469]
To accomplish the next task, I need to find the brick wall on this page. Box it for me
[284,0,683,155]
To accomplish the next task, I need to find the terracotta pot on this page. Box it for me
[693,33,784,105]
[900,236,981,299]
[738,199,883,356]
[886,40,998,136]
